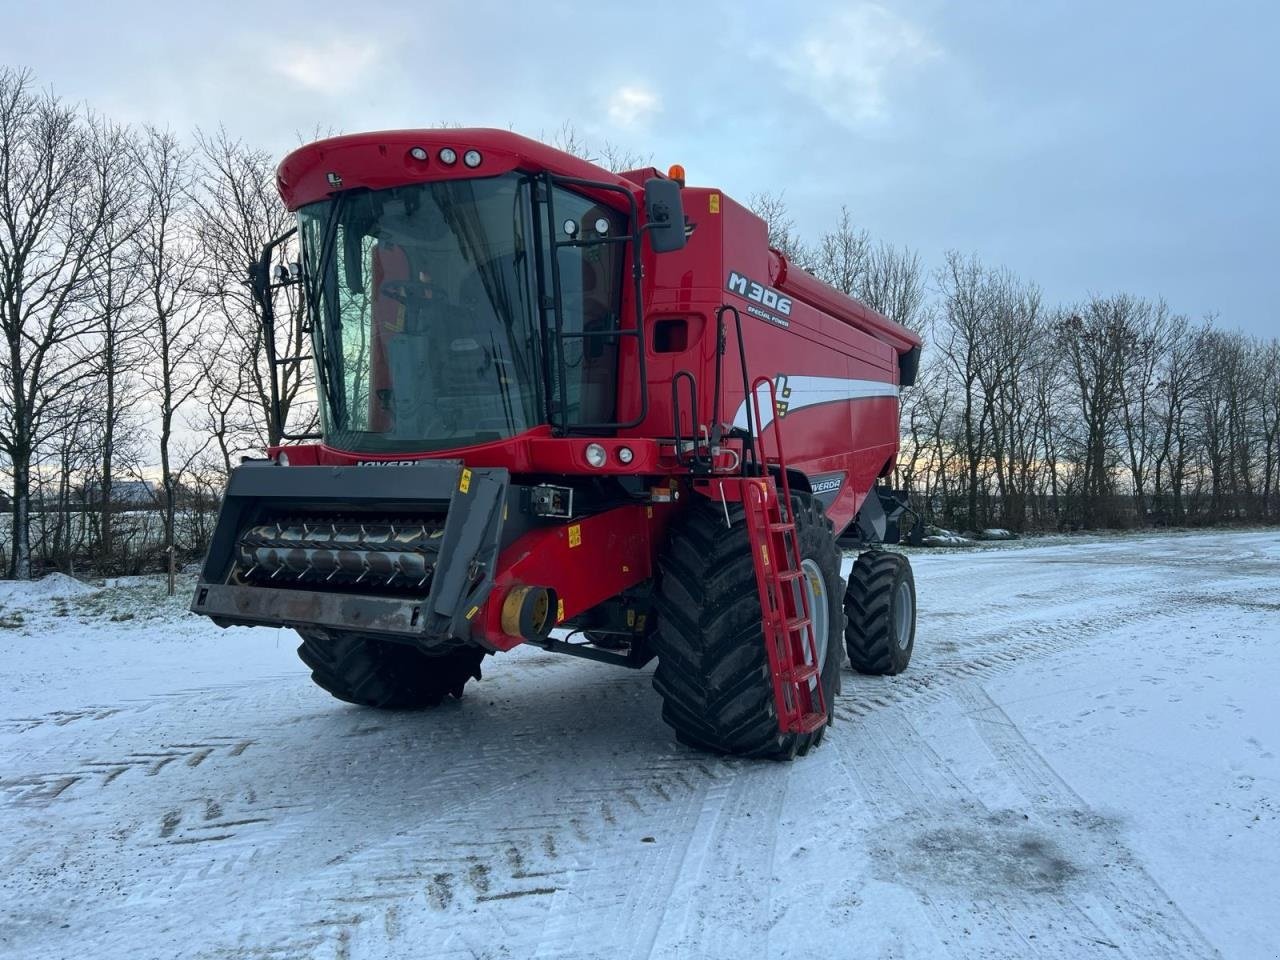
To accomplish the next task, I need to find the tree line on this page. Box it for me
[0,67,312,582]
[2,65,1277,583]
[751,195,1280,532]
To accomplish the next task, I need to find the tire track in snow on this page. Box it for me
[842,537,1280,728]
[954,685,1222,960]
[525,758,731,960]
[0,736,255,806]
[826,687,1222,959]
[0,675,298,736]
[189,677,730,960]
[644,762,790,960]
[834,584,1206,725]
[830,712,1051,959]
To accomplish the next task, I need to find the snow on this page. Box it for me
[922,531,976,547]
[1,531,1277,959]
[0,572,98,604]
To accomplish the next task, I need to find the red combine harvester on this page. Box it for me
[192,129,923,759]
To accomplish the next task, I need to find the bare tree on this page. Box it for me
[597,140,652,173]
[981,277,1046,530]
[811,206,871,294]
[1056,295,1140,526]
[83,116,148,567]
[544,121,651,173]
[135,127,207,593]
[1115,299,1170,521]
[0,69,114,578]
[747,191,810,266]
[935,251,998,528]
[192,128,312,450]
[861,242,927,332]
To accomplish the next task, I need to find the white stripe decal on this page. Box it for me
[732,375,898,430]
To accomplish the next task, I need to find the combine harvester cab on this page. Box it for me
[192,129,923,757]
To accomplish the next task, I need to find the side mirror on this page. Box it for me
[643,177,686,253]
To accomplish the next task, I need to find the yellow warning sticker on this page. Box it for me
[459,468,472,494]
[761,544,770,567]
[465,605,479,620]
[646,506,653,518]
[568,524,582,548]
[709,193,720,214]
[626,609,636,627]
[556,598,565,623]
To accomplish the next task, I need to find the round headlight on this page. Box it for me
[438,147,457,165]
[409,146,428,161]
[617,446,634,464]
[463,149,482,168]
[585,443,607,468]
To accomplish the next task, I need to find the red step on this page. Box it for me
[779,663,820,683]
[784,711,828,735]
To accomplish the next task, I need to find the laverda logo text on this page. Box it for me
[727,270,792,325]
[811,476,843,495]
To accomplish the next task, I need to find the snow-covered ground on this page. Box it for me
[1,531,1277,960]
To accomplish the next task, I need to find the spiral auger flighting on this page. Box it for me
[235,517,446,590]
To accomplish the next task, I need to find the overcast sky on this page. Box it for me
[5,1,1276,335]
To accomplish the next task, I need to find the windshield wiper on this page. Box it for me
[305,193,349,425]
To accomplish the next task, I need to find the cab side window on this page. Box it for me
[549,188,627,426]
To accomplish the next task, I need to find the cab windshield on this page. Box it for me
[299,173,627,453]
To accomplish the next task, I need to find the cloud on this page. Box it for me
[606,85,660,128]
[774,3,940,128]
[273,36,382,95]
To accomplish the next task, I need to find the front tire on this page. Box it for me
[651,492,843,759]
[296,630,486,708]
[844,551,916,675]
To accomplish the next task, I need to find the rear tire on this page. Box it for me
[296,630,486,708]
[651,492,843,759]
[843,551,916,675]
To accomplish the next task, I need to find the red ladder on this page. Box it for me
[725,375,828,736]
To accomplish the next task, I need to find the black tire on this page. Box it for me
[844,551,916,675]
[651,492,843,759]
[296,630,486,708]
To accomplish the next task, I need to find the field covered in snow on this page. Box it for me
[1,531,1277,960]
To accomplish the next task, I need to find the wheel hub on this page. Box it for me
[894,579,913,650]
[800,558,829,674]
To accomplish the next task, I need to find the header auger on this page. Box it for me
[192,128,923,759]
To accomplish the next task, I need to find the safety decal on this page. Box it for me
[568,524,582,548]
[458,468,472,493]
[709,193,720,214]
